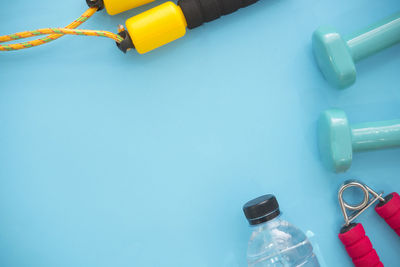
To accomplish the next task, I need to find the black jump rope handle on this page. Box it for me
[178,0,259,29]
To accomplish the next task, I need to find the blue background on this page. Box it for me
[1,0,400,266]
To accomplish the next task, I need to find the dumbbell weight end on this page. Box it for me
[318,109,400,173]
[312,12,400,89]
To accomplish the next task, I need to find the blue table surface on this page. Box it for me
[1,0,400,266]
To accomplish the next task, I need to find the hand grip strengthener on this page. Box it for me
[337,180,400,267]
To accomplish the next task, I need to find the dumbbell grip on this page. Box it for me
[338,223,383,267]
[375,192,400,236]
[351,120,400,152]
[345,12,400,62]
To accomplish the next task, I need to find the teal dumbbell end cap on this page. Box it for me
[312,26,356,89]
[318,109,353,173]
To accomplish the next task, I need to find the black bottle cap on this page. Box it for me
[243,194,280,225]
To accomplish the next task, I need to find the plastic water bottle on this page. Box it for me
[243,194,320,267]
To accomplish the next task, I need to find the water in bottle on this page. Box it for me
[243,194,320,267]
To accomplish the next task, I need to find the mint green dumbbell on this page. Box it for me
[312,12,400,89]
[318,109,400,172]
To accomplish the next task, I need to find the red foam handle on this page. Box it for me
[375,192,400,236]
[338,223,383,267]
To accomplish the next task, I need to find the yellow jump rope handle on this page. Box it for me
[126,2,187,54]
[87,0,155,15]
[103,0,155,15]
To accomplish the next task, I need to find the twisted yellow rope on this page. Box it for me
[0,7,122,51]
[0,28,123,45]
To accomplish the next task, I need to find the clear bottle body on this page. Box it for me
[247,216,320,267]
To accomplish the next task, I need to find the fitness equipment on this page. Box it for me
[338,180,400,267]
[318,109,400,173]
[312,12,400,89]
[0,0,260,53]
[89,0,154,15]
[105,0,260,54]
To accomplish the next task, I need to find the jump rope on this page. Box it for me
[4,2,400,266]
[0,0,258,54]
